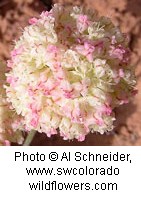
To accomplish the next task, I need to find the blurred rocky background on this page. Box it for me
[0,0,141,145]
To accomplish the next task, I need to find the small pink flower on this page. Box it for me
[60,81,74,98]
[65,25,73,35]
[29,17,38,25]
[7,60,13,68]
[28,87,36,97]
[71,102,85,123]
[29,103,38,113]
[47,45,59,56]
[98,104,112,116]
[76,134,85,142]
[113,69,125,83]
[63,90,74,99]
[60,131,69,140]
[52,63,66,80]
[76,41,95,62]
[80,79,90,96]
[119,69,124,78]
[46,128,57,137]
[30,113,39,127]
[111,36,117,45]
[62,105,72,119]
[109,45,130,63]
[131,89,138,96]
[4,140,10,146]
[77,14,90,32]
[7,76,18,87]
[11,46,23,57]
[120,99,129,105]
[95,117,104,126]
[40,11,52,18]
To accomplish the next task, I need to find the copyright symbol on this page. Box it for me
[49,152,58,161]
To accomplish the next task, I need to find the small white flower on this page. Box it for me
[0,63,24,145]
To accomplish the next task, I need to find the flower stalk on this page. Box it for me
[23,130,36,146]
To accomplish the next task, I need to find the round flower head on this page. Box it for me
[0,62,24,146]
[5,4,136,141]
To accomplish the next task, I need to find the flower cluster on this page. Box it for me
[0,62,23,146]
[5,4,136,141]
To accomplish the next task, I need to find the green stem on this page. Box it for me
[23,130,36,146]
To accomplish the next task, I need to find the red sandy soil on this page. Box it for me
[0,0,141,145]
